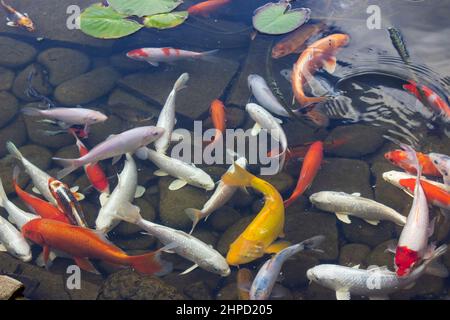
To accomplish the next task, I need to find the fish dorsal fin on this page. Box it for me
[335,212,352,224]
[352,264,360,269]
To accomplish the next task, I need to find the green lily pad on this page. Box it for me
[253,2,311,35]
[80,4,143,39]
[143,11,188,29]
[108,0,183,17]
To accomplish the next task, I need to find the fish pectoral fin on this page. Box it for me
[171,132,184,142]
[154,169,169,177]
[0,242,7,252]
[364,219,380,226]
[73,257,100,274]
[425,260,448,278]
[427,217,437,238]
[335,290,351,300]
[134,185,146,199]
[43,245,51,269]
[168,179,188,191]
[251,123,262,136]
[36,250,58,268]
[73,192,85,201]
[385,242,397,254]
[159,242,179,254]
[112,155,122,165]
[180,263,199,275]
[274,117,283,124]
[99,192,110,207]
[403,282,416,290]
[335,212,352,224]
[264,241,291,254]
[6,21,18,27]
[323,56,337,74]
[368,296,389,300]
[147,61,159,67]
[70,186,80,193]
[31,186,41,195]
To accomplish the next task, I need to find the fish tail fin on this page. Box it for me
[52,158,81,179]
[21,107,42,117]
[199,49,220,63]
[173,73,189,92]
[129,251,173,276]
[221,163,253,187]
[184,208,203,234]
[424,245,448,277]
[6,141,23,160]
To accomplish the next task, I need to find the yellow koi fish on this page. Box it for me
[222,164,288,265]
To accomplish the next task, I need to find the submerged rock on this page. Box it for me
[216,215,255,256]
[183,281,213,300]
[0,117,27,157]
[342,219,395,248]
[365,239,396,270]
[0,37,36,68]
[12,63,52,101]
[208,206,242,232]
[37,48,91,86]
[281,254,320,289]
[86,114,123,147]
[339,243,371,267]
[0,91,18,128]
[0,67,15,91]
[97,269,184,300]
[55,67,120,106]
[0,275,24,300]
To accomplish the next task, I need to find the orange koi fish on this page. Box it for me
[385,150,441,177]
[284,141,323,208]
[292,34,350,108]
[272,22,326,59]
[396,178,450,211]
[12,167,70,224]
[209,99,226,144]
[403,81,450,120]
[187,0,231,17]
[22,218,171,275]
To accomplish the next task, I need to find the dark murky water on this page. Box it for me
[0,0,449,300]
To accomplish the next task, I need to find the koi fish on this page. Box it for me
[96,154,145,234]
[292,34,350,108]
[12,167,71,225]
[21,218,172,275]
[284,141,323,208]
[221,164,287,265]
[52,126,165,179]
[1,0,35,32]
[185,157,247,234]
[403,81,450,121]
[187,0,231,17]
[7,141,57,205]
[272,22,326,59]
[111,207,230,276]
[21,107,107,136]
[72,130,109,194]
[209,99,227,144]
[237,269,253,300]
[250,235,325,300]
[307,245,448,300]
[385,149,441,177]
[383,170,449,193]
[310,191,406,226]
[395,145,434,277]
[154,73,189,155]
[126,47,219,67]
[0,214,32,262]
[429,153,450,186]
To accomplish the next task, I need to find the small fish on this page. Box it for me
[52,126,165,179]
[272,22,326,59]
[142,147,215,191]
[250,235,325,300]
[385,149,441,177]
[310,191,406,226]
[246,103,288,172]
[395,145,434,277]
[388,27,410,63]
[154,73,189,155]
[12,167,71,225]
[0,214,32,262]
[22,218,172,275]
[110,207,230,277]
[248,74,293,118]
[403,81,450,121]
[209,99,227,144]
[48,178,87,228]
[126,47,219,67]
[307,244,448,300]
[72,130,110,194]
[221,164,286,265]
[96,154,144,234]
[185,157,248,233]
[1,0,35,32]
[187,0,231,17]
[429,153,450,186]
[7,141,56,205]
[26,70,56,109]
[0,177,37,233]
[292,34,350,108]
[21,107,108,135]
[284,141,323,208]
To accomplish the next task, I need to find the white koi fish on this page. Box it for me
[52,126,165,179]
[126,47,219,67]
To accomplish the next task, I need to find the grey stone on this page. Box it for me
[0,67,15,91]
[0,37,36,68]
[12,63,52,101]
[0,116,27,157]
[0,91,18,128]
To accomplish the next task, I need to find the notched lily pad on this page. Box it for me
[143,11,189,29]
[253,2,311,35]
[108,0,183,17]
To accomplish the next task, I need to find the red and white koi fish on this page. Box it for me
[403,81,450,121]
[187,0,231,17]
[395,145,435,277]
[71,130,110,194]
[1,0,35,32]
[126,47,219,67]
[429,153,450,186]
[385,149,441,177]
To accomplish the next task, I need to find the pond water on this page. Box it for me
[0,0,449,300]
